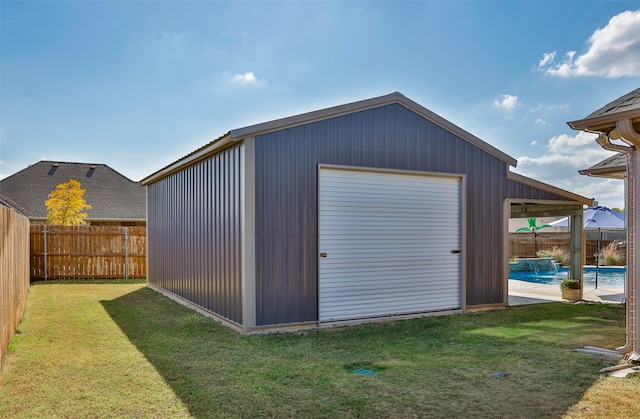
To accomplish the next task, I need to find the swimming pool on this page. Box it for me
[509,266,626,288]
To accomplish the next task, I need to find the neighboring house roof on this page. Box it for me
[0,161,146,221]
[0,196,28,217]
[579,152,627,179]
[142,92,518,185]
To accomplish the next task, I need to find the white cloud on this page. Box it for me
[574,178,625,208]
[539,9,640,78]
[538,52,556,67]
[531,102,569,113]
[233,71,258,83]
[514,130,624,208]
[529,140,538,146]
[228,71,265,87]
[493,94,518,111]
[535,119,545,125]
[519,131,613,167]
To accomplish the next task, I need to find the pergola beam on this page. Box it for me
[510,203,584,218]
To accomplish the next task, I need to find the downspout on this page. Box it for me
[594,132,632,153]
[594,121,640,359]
[592,133,633,354]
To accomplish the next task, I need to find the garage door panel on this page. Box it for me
[319,167,462,323]
[320,296,460,320]
[320,282,460,297]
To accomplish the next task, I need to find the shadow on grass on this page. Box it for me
[101,287,626,418]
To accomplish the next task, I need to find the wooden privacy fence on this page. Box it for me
[509,232,625,265]
[1,204,30,366]
[30,225,146,279]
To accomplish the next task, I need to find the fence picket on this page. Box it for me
[30,225,146,279]
[1,205,30,366]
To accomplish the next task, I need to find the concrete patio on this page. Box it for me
[509,279,625,306]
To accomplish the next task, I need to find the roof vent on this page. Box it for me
[86,165,96,178]
[48,163,59,175]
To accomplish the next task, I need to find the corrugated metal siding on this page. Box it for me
[147,143,243,324]
[318,167,461,322]
[254,104,509,326]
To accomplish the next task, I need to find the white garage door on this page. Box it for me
[319,167,462,323]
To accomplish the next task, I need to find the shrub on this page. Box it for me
[560,279,581,289]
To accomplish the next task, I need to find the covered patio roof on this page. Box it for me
[580,152,627,179]
[507,170,592,217]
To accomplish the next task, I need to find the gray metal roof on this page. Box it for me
[229,93,517,167]
[142,92,518,185]
[0,161,146,221]
[579,152,627,179]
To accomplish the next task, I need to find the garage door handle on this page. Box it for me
[320,253,328,258]
[450,250,461,254]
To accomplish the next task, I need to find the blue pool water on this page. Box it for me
[509,266,626,288]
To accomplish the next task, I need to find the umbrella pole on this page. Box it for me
[595,228,602,289]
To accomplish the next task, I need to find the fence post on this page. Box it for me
[44,224,48,281]
[124,226,129,279]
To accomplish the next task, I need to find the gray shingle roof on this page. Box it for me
[579,152,627,179]
[0,161,146,221]
[585,87,640,119]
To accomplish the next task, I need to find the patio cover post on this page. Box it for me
[569,213,584,299]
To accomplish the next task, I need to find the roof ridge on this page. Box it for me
[38,160,109,167]
[1,160,140,184]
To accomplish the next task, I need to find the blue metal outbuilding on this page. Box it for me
[142,92,591,332]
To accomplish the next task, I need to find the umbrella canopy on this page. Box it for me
[549,206,625,229]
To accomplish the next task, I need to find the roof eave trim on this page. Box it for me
[568,110,640,131]
[231,92,518,167]
[507,171,593,205]
[398,94,518,167]
[230,93,403,139]
[578,166,627,177]
[141,133,233,185]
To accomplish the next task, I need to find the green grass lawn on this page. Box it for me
[1,279,638,418]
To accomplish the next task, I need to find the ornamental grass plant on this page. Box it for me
[598,241,625,266]
[537,246,569,266]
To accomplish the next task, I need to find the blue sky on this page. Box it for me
[1,1,639,209]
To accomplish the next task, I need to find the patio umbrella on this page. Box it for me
[549,206,625,229]
[550,206,625,289]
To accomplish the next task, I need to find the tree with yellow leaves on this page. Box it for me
[45,179,92,225]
